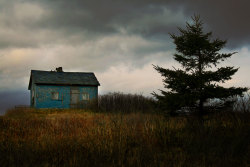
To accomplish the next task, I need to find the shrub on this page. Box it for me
[87,92,157,113]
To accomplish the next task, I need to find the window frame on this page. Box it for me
[51,92,59,100]
[82,92,90,101]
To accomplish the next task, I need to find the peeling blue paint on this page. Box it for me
[31,85,98,109]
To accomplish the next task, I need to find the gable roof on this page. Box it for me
[28,70,100,90]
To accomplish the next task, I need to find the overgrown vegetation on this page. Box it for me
[234,93,250,112]
[87,92,157,113]
[0,106,249,167]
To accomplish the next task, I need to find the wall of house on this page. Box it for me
[30,80,36,107]
[33,85,98,109]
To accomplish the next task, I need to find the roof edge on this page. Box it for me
[35,83,100,86]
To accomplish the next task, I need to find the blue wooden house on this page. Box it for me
[28,68,100,109]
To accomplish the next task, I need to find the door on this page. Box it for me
[70,87,79,108]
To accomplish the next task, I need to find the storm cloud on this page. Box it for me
[1,0,250,48]
[0,91,29,115]
[0,0,249,114]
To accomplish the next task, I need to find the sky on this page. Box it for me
[0,0,250,114]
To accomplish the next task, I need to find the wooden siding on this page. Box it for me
[32,85,98,109]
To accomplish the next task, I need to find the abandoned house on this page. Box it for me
[28,67,100,108]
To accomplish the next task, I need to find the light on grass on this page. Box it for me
[0,108,249,166]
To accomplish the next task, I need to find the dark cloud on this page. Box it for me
[0,91,29,115]
[0,0,249,103]
[166,0,250,48]
[0,0,246,49]
[37,0,184,37]
[0,0,184,49]
[31,0,250,48]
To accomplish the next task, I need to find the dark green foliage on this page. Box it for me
[153,15,248,115]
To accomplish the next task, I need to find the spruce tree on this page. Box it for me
[153,15,248,115]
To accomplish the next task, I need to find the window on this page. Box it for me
[82,93,89,101]
[51,92,59,100]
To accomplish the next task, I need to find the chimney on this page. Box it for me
[56,67,63,72]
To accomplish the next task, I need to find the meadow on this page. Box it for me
[0,93,249,167]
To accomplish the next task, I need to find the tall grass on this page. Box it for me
[0,108,249,167]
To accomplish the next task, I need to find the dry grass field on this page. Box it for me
[0,108,249,167]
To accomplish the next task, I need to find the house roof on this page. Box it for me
[28,70,100,90]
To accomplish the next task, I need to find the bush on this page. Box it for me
[88,92,157,113]
[233,92,250,112]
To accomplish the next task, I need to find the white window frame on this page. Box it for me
[82,93,89,101]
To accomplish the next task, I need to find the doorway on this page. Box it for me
[70,87,79,108]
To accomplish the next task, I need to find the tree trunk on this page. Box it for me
[198,53,204,115]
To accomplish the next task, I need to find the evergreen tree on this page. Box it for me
[153,15,248,115]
